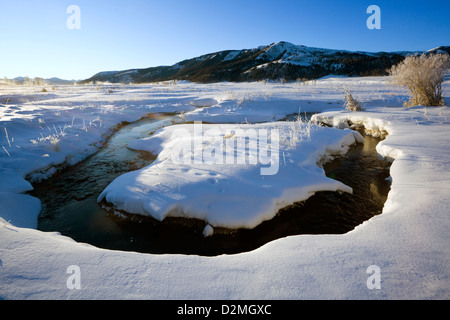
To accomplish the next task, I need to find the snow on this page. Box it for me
[203,224,214,237]
[256,41,353,68]
[223,50,242,61]
[1,76,449,299]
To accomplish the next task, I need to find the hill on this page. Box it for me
[80,42,448,84]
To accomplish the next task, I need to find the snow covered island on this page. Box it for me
[97,121,362,230]
[0,76,449,299]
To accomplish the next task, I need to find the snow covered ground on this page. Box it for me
[0,76,449,299]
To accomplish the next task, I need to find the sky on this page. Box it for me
[0,0,449,80]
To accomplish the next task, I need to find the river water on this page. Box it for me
[32,114,391,256]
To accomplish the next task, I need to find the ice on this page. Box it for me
[203,224,214,237]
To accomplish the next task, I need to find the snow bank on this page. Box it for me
[97,121,361,229]
[0,193,41,229]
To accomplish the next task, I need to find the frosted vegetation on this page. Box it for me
[388,53,450,107]
[344,89,363,112]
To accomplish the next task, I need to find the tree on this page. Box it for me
[388,53,450,107]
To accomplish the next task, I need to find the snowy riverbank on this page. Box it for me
[1,76,449,299]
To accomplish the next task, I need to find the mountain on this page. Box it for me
[426,46,450,55]
[45,77,79,85]
[80,41,446,84]
[10,77,78,85]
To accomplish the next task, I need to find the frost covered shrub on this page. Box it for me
[34,77,45,86]
[388,53,450,107]
[344,90,362,112]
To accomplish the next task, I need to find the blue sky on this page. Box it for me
[0,0,449,80]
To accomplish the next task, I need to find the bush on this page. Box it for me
[344,90,362,112]
[388,53,450,107]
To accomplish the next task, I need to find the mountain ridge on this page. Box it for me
[80,42,450,84]
[5,76,79,85]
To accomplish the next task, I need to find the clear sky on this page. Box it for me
[0,0,449,80]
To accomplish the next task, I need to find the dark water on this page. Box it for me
[33,114,391,256]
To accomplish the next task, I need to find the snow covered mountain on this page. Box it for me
[9,76,78,85]
[81,41,448,84]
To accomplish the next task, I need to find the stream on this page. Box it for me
[32,113,391,256]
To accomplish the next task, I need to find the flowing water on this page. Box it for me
[32,113,391,256]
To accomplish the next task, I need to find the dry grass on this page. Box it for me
[388,53,450,107]
[344,90,362,112]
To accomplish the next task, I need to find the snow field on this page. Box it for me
[0,76,449,299]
